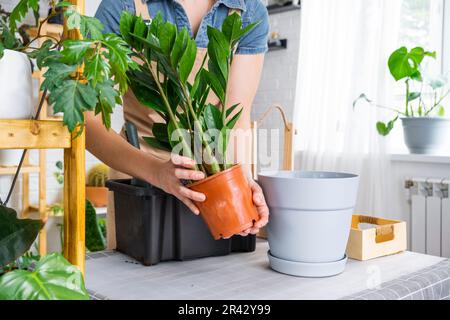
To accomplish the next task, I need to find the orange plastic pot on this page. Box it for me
[188,164,259,240]
[86,186,109,207]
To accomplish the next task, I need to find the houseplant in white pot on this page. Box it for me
[0,6,34,166]
[259,171,359,277]
[354,46,450,154]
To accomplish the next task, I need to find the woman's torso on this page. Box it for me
[95,0,268,159]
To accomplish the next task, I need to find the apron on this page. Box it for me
[107,0,241,249]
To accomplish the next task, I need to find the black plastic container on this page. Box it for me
[106,179,256,266]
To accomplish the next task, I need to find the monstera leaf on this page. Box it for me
[85,200,106,252]
[0,253,89,300]
[0,205,43,267]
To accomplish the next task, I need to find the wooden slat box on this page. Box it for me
[347,215,407,261]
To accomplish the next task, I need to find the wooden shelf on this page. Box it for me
[0,165,40,175]
[0,120,71,150]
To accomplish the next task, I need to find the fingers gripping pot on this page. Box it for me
[189,165,260,240]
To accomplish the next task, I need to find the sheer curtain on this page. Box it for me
[293,0,403,217]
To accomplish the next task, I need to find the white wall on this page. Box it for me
[252,9,301,171]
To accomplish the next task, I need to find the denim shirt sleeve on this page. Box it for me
[236,0,269,55]
[95,0,128,35]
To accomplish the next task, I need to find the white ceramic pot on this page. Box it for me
[258,171,360,277]
[0,49,33,166]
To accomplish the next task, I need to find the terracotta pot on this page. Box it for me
[86,186,109,207]
[189,164,259,240]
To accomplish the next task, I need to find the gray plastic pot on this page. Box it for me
[401,117,450,154]
[258,171,359,277]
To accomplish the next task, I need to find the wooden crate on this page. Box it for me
[346,215,407,261]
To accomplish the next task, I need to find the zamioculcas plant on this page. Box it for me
[0,1,137,132]
[119,12,260,239]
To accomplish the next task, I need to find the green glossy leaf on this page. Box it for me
[204,104,223,131]
[61,40,93,64]
[226,103,240,118]
[222,12,242,42]
[170,27,188,68]
[85,50,110,87]
[119,11,135,46]
[41,63,77,92]
[376,117,398,136]
[152,123,169,143]
[28,40,61,69]
[85,200,106,252]
[129,76,166,114]
[80,16,104,40]
[94,80,119,129]
[388,47,436,81]
[159,23,177,55]
[438,106,446,117]
[49,80,97,132]
[9,0,39,32]
[65,7,81,31]
[203,70,225,103]
[407,92,421,103]
[0,205,43,267]
[143,136,171,152]
[226,107,243,130]
[179,39,197,83]
[0,253,89,300]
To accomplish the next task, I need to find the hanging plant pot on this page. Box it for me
[0,50,33,166]
[259,171,359,278]
[401,117,450,154]
[189,165,260,240]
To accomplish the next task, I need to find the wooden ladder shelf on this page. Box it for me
[0,0,86,275]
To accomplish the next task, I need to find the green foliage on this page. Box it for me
[0,253,89,300]
[0,205,43,267]
[1,2,137,133]
[120,12,256,176]
[388,47,435,81]
[354,46,450,136]
[8,0,39,33]
[85,200,106,252]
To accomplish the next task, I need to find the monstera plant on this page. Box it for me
[0,0,137,132]
[354,46,450,154]
[118,12,261,239]
[0,205,89,300]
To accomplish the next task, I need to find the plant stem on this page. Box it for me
[180,85,221,174]
[144,59,199,170]
[405,79,410,117]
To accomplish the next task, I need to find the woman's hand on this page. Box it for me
[151,154,206,215]
[238,179,270,237]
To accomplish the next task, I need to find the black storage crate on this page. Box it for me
[106,179,256,265]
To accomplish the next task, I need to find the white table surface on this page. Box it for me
[85,240,445,300]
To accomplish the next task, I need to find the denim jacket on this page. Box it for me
[95,0,269,55]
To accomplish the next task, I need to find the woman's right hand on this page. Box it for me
[151,154,206,215]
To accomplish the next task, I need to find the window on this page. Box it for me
[388,0,449,153]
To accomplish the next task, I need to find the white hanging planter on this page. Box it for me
[0,49,33,166]
[259,171,360,278]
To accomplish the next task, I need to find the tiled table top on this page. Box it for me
[85,240,447,300]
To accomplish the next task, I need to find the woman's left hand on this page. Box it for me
[238,179,269,236]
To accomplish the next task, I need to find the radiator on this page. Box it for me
[405,178,450,258]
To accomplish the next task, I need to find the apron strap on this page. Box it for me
[228,8,241,16]
[134,0,151,21]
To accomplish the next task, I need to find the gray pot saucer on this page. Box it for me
[267,251,348,278]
